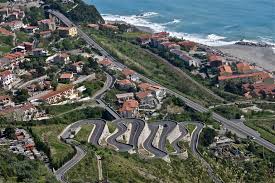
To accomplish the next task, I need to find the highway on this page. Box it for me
[48,9,275,153]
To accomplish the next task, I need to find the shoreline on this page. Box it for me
[104,18,275,73]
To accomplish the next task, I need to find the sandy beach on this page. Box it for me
[217,45,275,72]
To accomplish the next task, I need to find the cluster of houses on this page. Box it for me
[0,4,100,121]
[98,58,167,119]
[136,32,275,100]
[0,128,48,161]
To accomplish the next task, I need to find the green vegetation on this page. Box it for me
[13,89,30,104]
[45,0,104,24]
[245,118,275,144]
[82,80,104,97]
[186,124,196,134]
[31,124,75,169]
[0,149,57,183]
[23,7,45,25]
[66,144,212,183]
[43,103,82,116]
[74,124,94,143]
[0,34,13,55]
[199,127,217,146]
[213,105,243,119]
[87,30,222,106]
[199,139,275,183]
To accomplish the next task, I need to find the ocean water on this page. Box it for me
[86,0,275,46]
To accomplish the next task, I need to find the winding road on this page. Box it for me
[55,118,223,183]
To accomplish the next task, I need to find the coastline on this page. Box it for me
[217,45,275,72]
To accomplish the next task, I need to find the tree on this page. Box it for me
[4,127,16,139]
[200,127,217,146]
[14,89,30,104]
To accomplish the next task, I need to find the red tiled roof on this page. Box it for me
[60,73,73,79]
[117,79,132,85]
[119,99,139,112]
[0,70,12,77]
[219,65,233,74]
[218,71,271,81]
[122,68,135,76]
[178,41,197,48]
[99,58,112,66]
[208,54,223,62]
[236,62,251,72]
[136,91,151,99]
[38,19,53,24]
[39,85,74,100]
[243,83,275,96]
[138,83,162,91]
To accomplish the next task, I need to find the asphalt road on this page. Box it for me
[54,140,86,183]
[48,9,275,153]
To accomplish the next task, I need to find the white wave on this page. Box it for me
[102,13,272,47]
[137,12,159,18]
[161,19,181,25]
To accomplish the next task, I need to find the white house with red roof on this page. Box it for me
[119,99,139,118]
[0,70,15,89]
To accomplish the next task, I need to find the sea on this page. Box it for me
[86,0,275,46]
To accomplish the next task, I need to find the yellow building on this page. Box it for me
[58,26,78,37]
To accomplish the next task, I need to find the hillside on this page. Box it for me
[45,0,105,24]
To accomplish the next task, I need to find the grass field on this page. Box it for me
[75,124,95,143]
[66,144,212,183]
[87,30,223,106]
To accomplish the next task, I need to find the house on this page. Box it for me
[218,71,271,82]
[99,24,119,31]
[243,83,275,99]
[150,32,170,47]
[11,45,26,53]
[178,41,198,52]
[72,61,84,73]
[98,58,113,68]
[170,49,201,68]
[116,93,134,104]
[37,19,56,31]
[236,62,253,73]
[59,73,74,83]
[135,91,156,109]
[0,95,14,108]
[0,70,15,89]
[138,83,166,101]
[1,20,25,30]
[219,65,233,76]
[32,48,48,57]
[119,99,139,118]
[208,54,223,67]
[116,79,135,90]
[4,52,25,64]
[159,41,180,50]
[87,24,99,30]
[137,34,151,45]
[21,42,33,52]
[39,30,52,38]
[0,103,42,121]
[24,25,39,34]
[53,53,70,64]
[121,68,139,82]
[39,85,77,104]
[57,26,77,37]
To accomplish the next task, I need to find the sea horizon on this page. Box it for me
[86,0,275,47]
